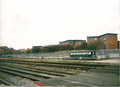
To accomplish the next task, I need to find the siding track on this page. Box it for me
[0,79,13,86]
[0,58,117,86]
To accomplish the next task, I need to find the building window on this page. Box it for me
[104,46,107,49]
[89,39,92,42]
[94,38,97,40]
[103,37,106,40]
[99,37,102,40]
[65,42,67,45]
[104,41,106,44]
[70,42,72,45]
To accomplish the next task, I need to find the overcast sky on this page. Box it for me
[0,0,119,49]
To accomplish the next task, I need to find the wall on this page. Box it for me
[87,37,99,45]
[106,36,118,49]
[1,49,120,60]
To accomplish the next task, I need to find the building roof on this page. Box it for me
[32,46,42,47]
[99,33,117,37]
[0,46,7,49]
[87,36,99,38]
[60,40,86,43]
[87,33,118,39]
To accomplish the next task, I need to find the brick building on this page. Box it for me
[59,40,86,46]
[0,46,15,54]
[87,33,118,49]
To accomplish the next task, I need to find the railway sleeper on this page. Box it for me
[0,60,103,69]
[0,79,13,86]
[1,64,75,75]
[1,62,96,70]
[0,69,39,81]
[2,65,65,77]
[0,60,109,67]
[0,67,52,79]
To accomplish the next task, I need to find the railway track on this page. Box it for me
[0,59,109,66]
[0,58,110,77]
[0,68,59,86]
[0,59,108,70]
[0,68,99,86]
[0,65,66,77]
[0,58,118,86]
[0,66,55,78]
[0,62,75,75]
[0,79,13,86]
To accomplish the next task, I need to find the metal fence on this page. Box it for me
[1,49,120,60]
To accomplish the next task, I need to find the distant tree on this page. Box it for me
[41,45,74,52]
[25,48,31,53]
[58,45,66,51]
[73,45,80,50]
[80,42,87,49]
[87,41,104,50]
[74,42,87,50]
[51,45,59,52]
[43,45,59,52]
[57,45,73,51]
[32,47,41,53]
[66,45,74,51]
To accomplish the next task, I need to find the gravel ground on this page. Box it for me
[90,58,119,64]
[1,58,118,86]
[0,71,38,86]
[2,62,78,74]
